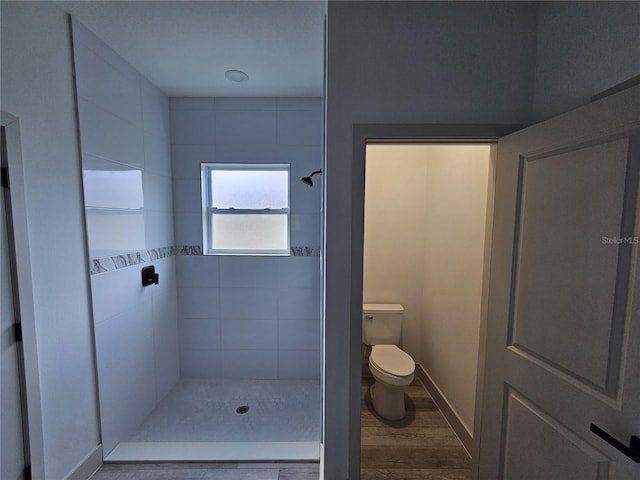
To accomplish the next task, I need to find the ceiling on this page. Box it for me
[58,0,326,97]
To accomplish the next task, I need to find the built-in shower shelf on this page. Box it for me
[105,441,320,462]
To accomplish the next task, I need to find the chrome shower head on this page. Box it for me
[301,169,322,187]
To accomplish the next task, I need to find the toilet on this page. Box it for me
[363,303,415,420]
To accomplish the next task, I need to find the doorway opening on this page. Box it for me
[360,142,494,475]
[0,123,36,479]
[348,124,520,478]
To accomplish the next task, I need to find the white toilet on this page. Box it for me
[363,303,415,420]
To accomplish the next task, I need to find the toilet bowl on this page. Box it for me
[368,344,415,420]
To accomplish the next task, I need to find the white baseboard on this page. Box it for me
[65,444,102,480]
[415,364,472,455]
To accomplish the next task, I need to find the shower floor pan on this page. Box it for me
[105,378,321,462]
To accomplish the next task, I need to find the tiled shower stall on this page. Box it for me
[72,18,322,460]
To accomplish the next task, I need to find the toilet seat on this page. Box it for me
[370,345,415,377]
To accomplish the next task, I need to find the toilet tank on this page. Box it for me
[362,303,404,345]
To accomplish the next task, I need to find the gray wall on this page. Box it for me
[531,1,640,123]
[325,2,538,477]
[170,97,322,380]
[0,2,101,478]
[71,19,180,456]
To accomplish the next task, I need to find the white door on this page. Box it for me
[1,129,26,479]
[478,84,640,479]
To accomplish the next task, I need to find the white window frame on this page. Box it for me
[201,163,291,256]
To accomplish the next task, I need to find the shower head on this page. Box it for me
[301,169,322,187]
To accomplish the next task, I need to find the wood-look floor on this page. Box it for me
[89,462,319,480]
[360,377,471,480]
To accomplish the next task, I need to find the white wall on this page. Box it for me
[420,146,490,434]
[325,2,538,477]
[364,144,490,435]
[363,147,428,359]
[71,18,180,455]
[170,97,322,380]
[0,2,101,478]
[531,1,640,123]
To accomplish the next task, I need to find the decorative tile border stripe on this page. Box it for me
[291,246,321,257]
[89,246,177,276]
[89,244,321,275]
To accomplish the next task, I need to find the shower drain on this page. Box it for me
[236,405,249,414]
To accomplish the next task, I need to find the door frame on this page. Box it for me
[1,110,45,479]
[350,123,520,476]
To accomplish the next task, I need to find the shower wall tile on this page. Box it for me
[215,110,277,146]
[180,349,223,378]
[214,97,277,111]
[278,318,321,350]
[141,78,171,140]
[144,131,172,176]
[91,261,153,324]
[221,350,278,379]
[170,96,322,380]
[278,350,321,379]
[73,42,142,124]
[145,211,176,248]
[276,97,322,111]
[170,109,216,145]
[276,110,323,146]
[143,171,174,213]
[291,213,322,246]
[215,144,279,164]
[219,257,280,288]
[219,288,278,320]
[221,319,278,350]
[78,99,145,168]
[170,96,216,110]
[176,255,220,288]
[171,145,214,179]
[179,317,221,351]
[72,17,179,455]
[177,287,220,318]
[278,288,321,320]
[173,212,203,245]
[277,257,321,290]
[172,178,202,213]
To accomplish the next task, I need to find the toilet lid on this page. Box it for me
[370,345,415,377]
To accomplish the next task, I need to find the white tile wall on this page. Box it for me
[221,350,279,379]
[170,109,216,145]
[278,350,321,379]
[170,96,322,379]
[177,287,220,318]
[72,18,179,455]
[221,319,278,350]
[215,110,277,146]
[176,255,220,287]
[218,257,280,288]
[78,99,145,169]
[219,288,278,320]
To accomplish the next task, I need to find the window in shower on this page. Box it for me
[201,163,290,255]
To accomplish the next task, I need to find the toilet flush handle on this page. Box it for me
[366,315,374,321]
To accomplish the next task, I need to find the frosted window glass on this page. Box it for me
[212,214,288,251]
[211,170,288,209]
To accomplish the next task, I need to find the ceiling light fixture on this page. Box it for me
[225,69,249,83]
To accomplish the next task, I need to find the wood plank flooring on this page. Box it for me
[88,462,319,480]
[360,377,471,480]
